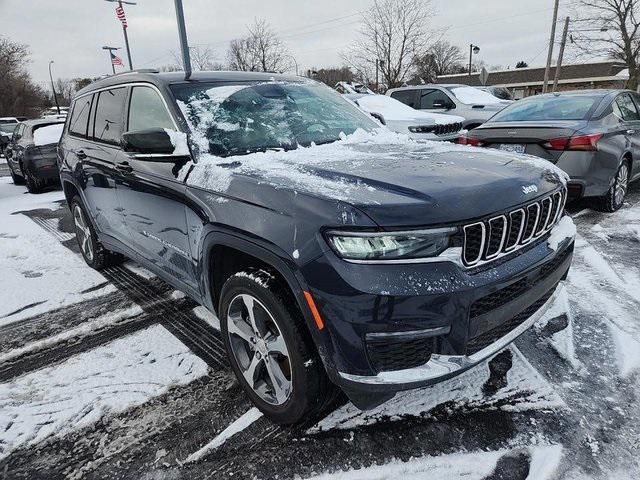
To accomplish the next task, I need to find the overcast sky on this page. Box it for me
[1,0,586,89]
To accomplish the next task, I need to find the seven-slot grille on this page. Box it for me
[462,189,567,267]
[410,122,463,136]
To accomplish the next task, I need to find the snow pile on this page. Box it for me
[192,305,220,330]
[451,86,503,106]
[301,444,563,480]
[0,325,208,460]
[548,215,577,251]
[312,347,564,432]
[33,123,64,146]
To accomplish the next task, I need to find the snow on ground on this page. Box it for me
[303,444,563,480]
[0,305,143,364]
[185,407,262,463]
[313,346,564,432]
[192,305,220,330]
[0,324,208,460]
[122,261,157,280]
[0,178,115,326]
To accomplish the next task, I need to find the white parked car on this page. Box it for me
[386,84,509,130]
[335,82,375,95]
[345,94,465,141]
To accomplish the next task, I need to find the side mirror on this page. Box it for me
[122,128,177,155]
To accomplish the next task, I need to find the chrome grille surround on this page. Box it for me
[462,188,567,268]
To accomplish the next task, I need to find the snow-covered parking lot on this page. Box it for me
[0,171,639,480]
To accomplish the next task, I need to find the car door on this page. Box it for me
[116,84,196,289]
[628,93,640,180]
[78,87,130,243]
[613,93,640,179]
[6,123,25,168]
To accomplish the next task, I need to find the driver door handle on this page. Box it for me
[115,161,133,174]
[75,149,87,159]
[627,129,636,135]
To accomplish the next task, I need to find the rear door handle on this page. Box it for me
[75,149,87,159]
[115,161,133,174]
[627,130,636,135]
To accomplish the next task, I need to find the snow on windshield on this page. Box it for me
[33,123,64,146]
[451,87,503,106]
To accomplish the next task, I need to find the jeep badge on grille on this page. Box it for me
[522,185,539,195]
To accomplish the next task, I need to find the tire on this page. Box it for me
[219,269,334,425]
[24,168,43,194]
[9,167,24,185]
[591,159,630,213]
[70,195,124,270]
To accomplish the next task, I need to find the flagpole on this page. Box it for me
[102,46,120,75]
[105,0,136,70]
[120,1,133,70]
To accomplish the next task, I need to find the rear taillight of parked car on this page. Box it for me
[458,134,484,147]
[543,133,603,152]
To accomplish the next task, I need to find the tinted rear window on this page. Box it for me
[489,96,600,122]
[390,90,418,108]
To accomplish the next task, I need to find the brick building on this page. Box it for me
[436,61,629,99]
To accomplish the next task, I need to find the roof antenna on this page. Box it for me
[173,0,192,80]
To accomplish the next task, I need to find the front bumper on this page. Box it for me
[302,219,575,402]
[338,280,563,389]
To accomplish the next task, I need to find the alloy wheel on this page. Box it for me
[615,163,629,206]
[227,293,292,405]
[73,205,94,262]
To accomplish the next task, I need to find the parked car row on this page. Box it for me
[4,118,65,193]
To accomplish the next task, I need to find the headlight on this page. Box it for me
[326,228,457,261]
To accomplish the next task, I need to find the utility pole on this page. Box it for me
[543,0,560,94]
[48,61,61,114]
[375,59,379,92]
[105,0,136,70]
[553,17,570,93]
[102,46,120,75]
[173,0,192,79]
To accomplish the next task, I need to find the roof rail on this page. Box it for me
[109,68,160,77]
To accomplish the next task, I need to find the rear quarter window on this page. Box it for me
[69,96,93,137]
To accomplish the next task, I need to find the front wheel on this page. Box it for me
[592,159,630,213]
[219,269,334,424]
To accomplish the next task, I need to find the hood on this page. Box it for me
[186,130,566,228]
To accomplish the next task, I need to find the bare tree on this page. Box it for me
[171,45,224,71]
[227,18,294,73]
[344,0,435,88]
[0,37,49,117]
[414,40,464,82]
[311,67,356,87]
[572,0,640,89]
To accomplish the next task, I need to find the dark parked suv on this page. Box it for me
[58,71,575,424]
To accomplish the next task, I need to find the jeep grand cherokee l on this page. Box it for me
[58,71,576,424]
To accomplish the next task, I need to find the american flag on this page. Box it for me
[115,5,128,28]
[110,52,124,67]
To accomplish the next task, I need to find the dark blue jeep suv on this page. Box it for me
[58,71,575,424]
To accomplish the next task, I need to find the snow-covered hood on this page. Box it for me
[185,129,566,227]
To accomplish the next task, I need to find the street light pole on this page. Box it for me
[173,0,192,79]
[48,61,61,115]
[468,44,480,76]
[105,0,136,70]
[102,46,120,75]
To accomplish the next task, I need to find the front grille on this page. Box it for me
[367,336,435,373]
[409,122,462,136]
[466,285,557,355]
[469,246,572,318]
[462,189,566,267]
[434,122,463,136]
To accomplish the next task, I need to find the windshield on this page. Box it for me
[171,81,378,157]
[0,124,17,135]
[490,95,600,122]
